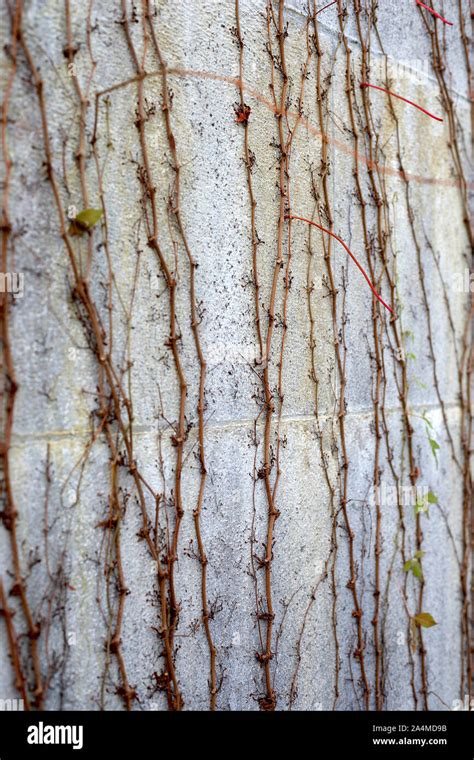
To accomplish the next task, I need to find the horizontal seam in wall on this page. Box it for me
[9,399,462,446]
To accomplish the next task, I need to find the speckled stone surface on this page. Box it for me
[0,0,471,711]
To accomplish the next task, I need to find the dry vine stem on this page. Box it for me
[334,0,380,709]
[244,0,315,710]
[352,0,434,709]
[370,0,472,708]
[370,40,428,709]
[234,2,268,699]
[417,0,474,702]
[1,0,44,710]
[249,0,291,710]
[308,0,342,707]
[143,0,218,710]
[352,3,388,710]
[119,0,185,711]
[15,3,163,710]
[0,577,29,708]
[64,0,135,709]
[268,11,314,706]
[0,0,471,713]
[353,12,384,715]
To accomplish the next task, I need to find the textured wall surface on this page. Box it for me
[0,0,472,712]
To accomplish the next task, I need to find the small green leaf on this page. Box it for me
[75,208,103,229]
[427,491,438,504]
[414,502,430,519]
[428,437,440,465]
[69,208,104,235]
[414,550,425,559]
[404,556,423,580]
[406,352,416,360]
[413,612,437,628]
[411,561,423,579]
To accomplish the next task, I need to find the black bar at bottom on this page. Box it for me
[0,709,472,757]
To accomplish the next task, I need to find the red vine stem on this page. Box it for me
[416,0,453,26]
[285,215,396,316]
[316,0,337,14]
[360,83,443,122]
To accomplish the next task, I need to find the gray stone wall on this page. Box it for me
[0,0,472,711]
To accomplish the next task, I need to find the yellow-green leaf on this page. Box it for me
[404,557,423,580]
[74,208,103,229]
[411,560,423,580]
[415,499,429,517]
[429,437,440,461]
[413,612,437,628]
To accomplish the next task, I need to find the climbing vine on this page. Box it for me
[0,0,471,713]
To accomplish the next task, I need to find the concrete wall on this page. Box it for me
[0,0,471,711]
